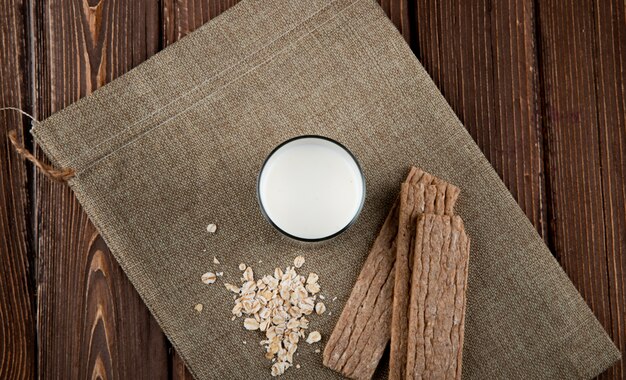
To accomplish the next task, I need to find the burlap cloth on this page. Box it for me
[31,0,620,378]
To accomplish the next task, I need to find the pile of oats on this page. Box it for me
[223,256,325,376]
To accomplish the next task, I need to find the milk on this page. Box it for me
[258,137,365,241]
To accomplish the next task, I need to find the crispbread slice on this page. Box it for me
[388,179,459,380]
[406,214,470,380]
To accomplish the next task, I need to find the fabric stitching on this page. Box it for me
[76,0,377,177]
[73,0,352,168]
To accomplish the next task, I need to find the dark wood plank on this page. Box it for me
[412,0,548,239]
[595,1,626,377]
[162,0,240,47]
[0,1,35,378]
[171,350,194,380]
[537,0,624,378]
[31,1,168,378]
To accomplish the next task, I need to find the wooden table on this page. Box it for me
[1,0,624,378]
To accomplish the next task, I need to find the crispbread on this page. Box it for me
[323,167,458,380]
[406,214,470,380]
[388,179,459,380]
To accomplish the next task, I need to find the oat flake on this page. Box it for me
[293,256,305,268]
[315,302,326,314]
[201,272,217,284]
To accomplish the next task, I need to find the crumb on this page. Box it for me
[207,223,217,233]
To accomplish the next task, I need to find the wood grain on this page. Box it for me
[595,1,626,377]
[413,0,548,239]
[537,0,625,378]
[0,1,35,379]
[162,0,240,47]
[31,0,168,378]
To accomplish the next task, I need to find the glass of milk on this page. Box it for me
[257,135,366,243]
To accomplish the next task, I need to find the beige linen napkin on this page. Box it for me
[31,0,620,378]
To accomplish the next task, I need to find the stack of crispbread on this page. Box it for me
[324,167,470,380]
